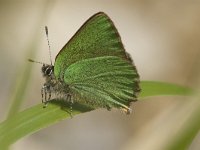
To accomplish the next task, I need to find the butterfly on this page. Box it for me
[38,12,140,114]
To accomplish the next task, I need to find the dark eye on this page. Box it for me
[45,67,53,76]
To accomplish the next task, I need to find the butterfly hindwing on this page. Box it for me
[64,56,139,110]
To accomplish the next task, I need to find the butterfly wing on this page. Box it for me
[54,12,130,80]
[64,56,140,111]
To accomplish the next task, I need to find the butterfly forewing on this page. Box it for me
[54,12,128,79]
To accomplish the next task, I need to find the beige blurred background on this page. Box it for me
[0,0,200,150]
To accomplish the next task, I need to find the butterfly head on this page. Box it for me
[41,64,54,77]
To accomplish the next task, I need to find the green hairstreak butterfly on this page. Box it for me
[35,12,140,114]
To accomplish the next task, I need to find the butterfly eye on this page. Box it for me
[45,67,53,76]
[41,65,53,76]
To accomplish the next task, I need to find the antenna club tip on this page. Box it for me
[45,26,48,34]
[28,59,44,65]
[44,26,52,65]
[28,59,34,62]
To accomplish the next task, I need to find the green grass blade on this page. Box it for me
[0,81,194,148]
[139,81,194,98]
[0,101,94,148]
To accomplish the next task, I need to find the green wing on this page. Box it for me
[54,12,129,79]
[64,56,140,111]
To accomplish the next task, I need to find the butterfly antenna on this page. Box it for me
[28,59,44,65]
[45,26,53,65]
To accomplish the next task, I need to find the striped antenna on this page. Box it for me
[45,26,53,65]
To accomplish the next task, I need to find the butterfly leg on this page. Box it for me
[41,86,44,103]
[48,89,51,101]
[41,84,49,107]
[67,94,73,118]
[41,85,48,103]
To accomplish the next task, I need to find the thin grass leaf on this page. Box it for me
[0,101,94,149]
[139,81,194,98]
[0,80,194,148]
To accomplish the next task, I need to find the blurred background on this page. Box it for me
[0,0,200,150]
